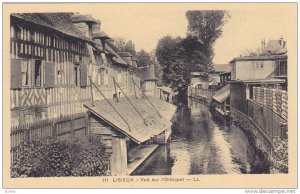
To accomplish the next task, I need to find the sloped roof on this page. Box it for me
[118,52,134,57]
[105,45,128,66]
[229,54,287,63]
[212,84,230,103]
[139,66,156,81]
[84,97,177,144]
[11,13,91,42]
[263,40,287,55]
[213,64,231,73]
[229,78,285,84]
[93,31,111,39]
[70,14,97,23]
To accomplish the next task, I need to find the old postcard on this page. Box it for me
[2,2,297,189]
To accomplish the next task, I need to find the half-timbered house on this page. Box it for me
[10,13,176,175]
[10,13,99,127]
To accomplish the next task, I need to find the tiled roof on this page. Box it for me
[70,14,97,23]
[118,52,134,57]
[84,97,177,144]
[213,64,231,72]
[105,45,128,66]
[263,40,287,55]
[228,78,285,84]
[11,13,91,42]
[93,31,111,39]
[229,54,287,63]
[212,84,230,103]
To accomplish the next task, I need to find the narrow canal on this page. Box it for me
[133,98,269,175]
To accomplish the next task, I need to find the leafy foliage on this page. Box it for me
[155,11,229,98]
[124,40,136,55]
[113,37,136,55]
[186,10,230,49]
[271,136,288,173]
[136,49,163,85]
[11,136,110,177]
[136,49,152,68]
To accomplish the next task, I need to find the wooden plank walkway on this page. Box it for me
[127,144,159,175]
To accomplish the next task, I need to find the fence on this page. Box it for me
[189,87,215,100]
[247,99,287,140]
[253,87,288,121]
[10,112,87,162]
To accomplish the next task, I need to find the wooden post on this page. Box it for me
[85,112,89,136]
[110,135,127,176]
[52,121,57,140]
[89,76,95,107]
[132,77,137,98]
[113,77,119,102]
[71,117,75,139]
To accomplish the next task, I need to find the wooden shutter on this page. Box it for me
[80,65,87,87]
[44,62,55,88]
[11,58,22,89]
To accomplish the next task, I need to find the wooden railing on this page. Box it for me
[10,112,87,162]
[189,87,215,99]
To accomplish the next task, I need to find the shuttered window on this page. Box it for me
[80,65,87,87]
[34,60,42,87]
[45,62,55,88]
[21,59,30,87]
[11,59,22,89]
[99,68,105,86]
[104,69,109,85]
[117,69,122,83]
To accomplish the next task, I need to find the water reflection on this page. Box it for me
[132,98,269,175]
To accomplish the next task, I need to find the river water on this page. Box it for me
[133,98,269,175]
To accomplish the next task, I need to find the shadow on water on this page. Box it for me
[132,98,270,175]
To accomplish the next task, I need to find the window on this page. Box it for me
[24,113,34,124]
[34,60,42,86]
[275,61,287,76]
[252,61,264,69]
[10,25,15,38]
[21,59,30,87]
[36,108,46,121]
[117,69,122,82]
[104,69,109,85]
[73,66,79,86]
[98,68,105,86]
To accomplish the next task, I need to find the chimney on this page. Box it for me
[92,20,101,35]
[280,36,285,48]
[261,39,266,53]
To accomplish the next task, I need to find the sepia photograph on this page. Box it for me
[2,2,297,189]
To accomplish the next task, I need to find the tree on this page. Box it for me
[124,40,136,55]
[242,48,260,56]
[136,49,152,68]
[156,36,190,93]
[114,37,126,52]
[113,38,136,55]
[156,11,230,101]
[185,10,230,74]
[149,50,163,85]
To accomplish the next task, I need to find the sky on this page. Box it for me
[75,3,295,64]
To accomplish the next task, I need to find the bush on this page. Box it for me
[271,136,288,173]
[11,136,110,177]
